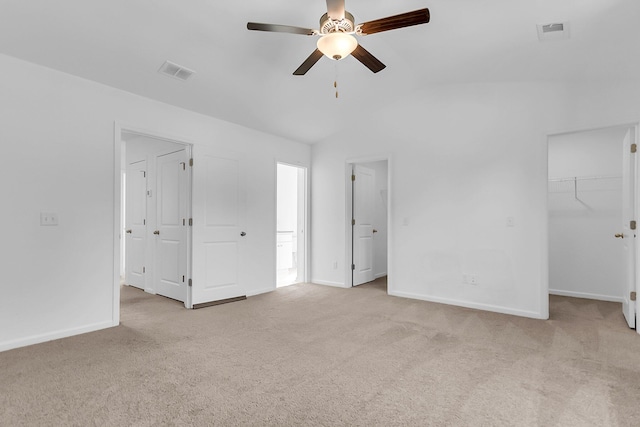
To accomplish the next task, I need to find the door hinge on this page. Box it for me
[181,162,186,170]
[631,291,637,301]
[351,174,355,181]
[631,220,637,230]
[632,143,637,154]
[351,264,355,271]
[183,218,185,226]
[188,279,192,287]
[352,219,355,226]
[182,275,185,283]
[189,158,194,167]
[189,218,193,226]
[143,266,146,274]
[142,171,146,178]
[143,219,146,225]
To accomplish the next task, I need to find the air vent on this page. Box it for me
[158,60,195,81]
[537,21,570,41]
[542,23,564,33]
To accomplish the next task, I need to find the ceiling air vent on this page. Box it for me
[158,60,195,81]
[537,21,570,41]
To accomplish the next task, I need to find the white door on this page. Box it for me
[621,128,636,329]
[295,167,306,283]
[352,165,375,286]
[192,148,246,305]
[154,150,189,303]
[125,160,147,289]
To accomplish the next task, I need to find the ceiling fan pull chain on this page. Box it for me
[334,63,339,99]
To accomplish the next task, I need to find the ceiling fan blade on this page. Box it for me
[351,45,386,73]
[326,0,346,20]
[358,8,430,35]
[247,22,316,36]
[293,49,324,75]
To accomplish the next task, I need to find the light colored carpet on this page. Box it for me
[2,278,640,426]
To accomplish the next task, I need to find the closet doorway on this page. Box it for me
[276,163,307,287]
[547,124,637,328]
[122,132,192,306]
[347,159,389,288]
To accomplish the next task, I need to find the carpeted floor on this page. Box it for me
[2,278,640,426]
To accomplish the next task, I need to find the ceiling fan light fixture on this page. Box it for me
[317,33,358,60]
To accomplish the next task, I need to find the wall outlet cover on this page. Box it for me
[40,212,59,226]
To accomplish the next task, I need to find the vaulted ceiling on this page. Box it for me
[0,0,637,143]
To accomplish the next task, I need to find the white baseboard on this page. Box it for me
[0,320,116,353]
[549,289,623,303]
[311,279,348,288]
[374,272,387,279]
[388,290,546,319]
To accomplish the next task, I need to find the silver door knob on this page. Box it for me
[126,229,132,234]
[240,231,246,237]
[615,233,624,239]
[153,230,160,235]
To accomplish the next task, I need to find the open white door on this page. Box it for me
[154,149,189,303]
[621,128,636,329]
[125,160,147,290]
[192,148,246,305]
[352,165,375,286]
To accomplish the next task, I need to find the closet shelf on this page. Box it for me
[548,175,622,198]
[548,175,621,182]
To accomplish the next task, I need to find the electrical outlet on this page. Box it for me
[470,275,479,285]
[40,212,59,226]
[506,216,515,227]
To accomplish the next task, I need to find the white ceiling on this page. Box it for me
[0,0,638,144]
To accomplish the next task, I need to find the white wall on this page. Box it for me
[311,78,640,319]
[0,53,310,352]
[125,134,185,163]
[360,161,388,278]
[312,82,571,318]
[548,128,627,302]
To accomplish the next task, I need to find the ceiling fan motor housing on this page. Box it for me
[319,11,355,34]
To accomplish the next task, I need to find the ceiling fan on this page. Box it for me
[247,0,430,75]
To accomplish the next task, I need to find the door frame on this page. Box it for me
[345,155,392,290]
[544,121,639,332]
[113,122,194,319]
[274,161,309,287]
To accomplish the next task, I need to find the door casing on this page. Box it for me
[345,156,392,290]
[275,161,309,287]
[114,123,194,315]
[544,121,639,331]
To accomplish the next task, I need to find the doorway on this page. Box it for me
[121,131,192,307]
[348,159,389,288]
[276,163,307,287]
[547,124,637,329]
